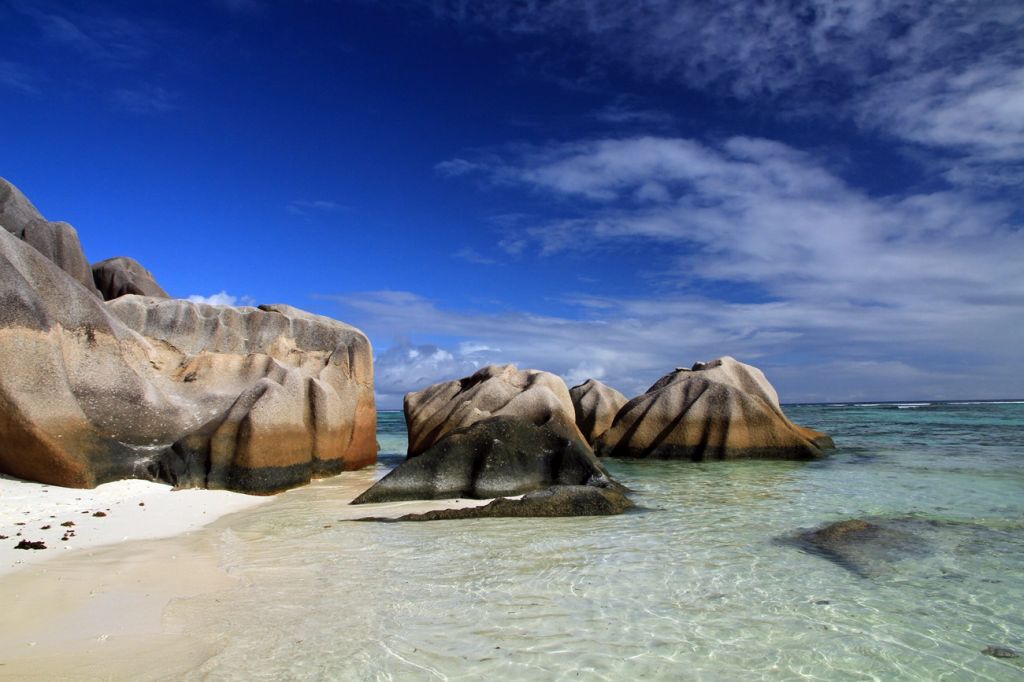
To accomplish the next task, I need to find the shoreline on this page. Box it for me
[0,469,503,678]
[0,474,272,578]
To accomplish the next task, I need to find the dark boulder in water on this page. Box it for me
[352,415,621,504]
[787,518,931,578]
[357,484,635,521]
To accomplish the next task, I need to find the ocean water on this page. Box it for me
[169,404,1024,680]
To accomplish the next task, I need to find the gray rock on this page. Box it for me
[404,363,583,457]
[352,415,620,504]
[92,256,169,300]
[0,223,376,494]
[0,177,45,238]
[357,484,635,521]
[569,378,627,444]
[1,178,99,296]
[789,519,931,578]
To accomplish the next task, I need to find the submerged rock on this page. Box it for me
[787,518,932,578]
[404,363,582,457]
[570,378,627,444]
[353,415,617,504]
[92,256,169,300]
[358,484,635,521]
[0,179,377,494]
[595,357,831,460]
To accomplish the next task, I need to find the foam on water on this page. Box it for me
[165,404,1024,680]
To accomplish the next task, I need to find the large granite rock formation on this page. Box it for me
[0,182,376,494]
[1,177,99,295]
[594,357,831,460]
[570,378,627,444]
[404,363,583,457]
[353,415,617,504]
[93,256,169,300]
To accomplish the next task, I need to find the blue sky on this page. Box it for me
[2,1,1022,407]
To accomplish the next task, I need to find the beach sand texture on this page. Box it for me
[0,469,499,679]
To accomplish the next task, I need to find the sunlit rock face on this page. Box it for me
[353,415,616,504]
[353,365,626,508]
[0,179,376,494]
[404,363,584,457]
[92,256,169,300]
[594,357,832,461]
[1,177,99,295]
[569,378,628,445]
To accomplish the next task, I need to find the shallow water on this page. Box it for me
[170,404,1024,680]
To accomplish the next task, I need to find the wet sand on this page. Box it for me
[0,470,499,679]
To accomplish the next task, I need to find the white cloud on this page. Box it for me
[435,158,482,177]
[374,341,483,408]
[413,0,1024,180]
[0,60,39,94]
[452,247,499,265]
[347,132,1023,405]
[113,84,178,114]
[214,0,267,15]
[287,199,347,216]
[186,291,254,307]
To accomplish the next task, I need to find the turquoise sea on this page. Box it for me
[169,402,1024,680]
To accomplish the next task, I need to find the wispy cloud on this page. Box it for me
[113,84,179,114]
[452,247,499,265]
[12,1,165,68]
[592,98,674,128]
[0,60,39,94]
[413,1,1024,183]
[213,0,268,16]
[287,200,349,216]
[349,131,1023,406]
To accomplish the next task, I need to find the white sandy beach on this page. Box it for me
[0,474,272,578]
[0,471,504,679]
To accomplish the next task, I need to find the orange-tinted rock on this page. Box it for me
[0,180,376,494]
[569,378,627,444]
[404,363,583,457]
[595,357,830,460]
[1,177,99,296]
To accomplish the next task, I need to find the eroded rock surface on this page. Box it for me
[353,415,616,504]
[570,378,627,444]
[404,364,582,457]
[1,177,99,295]
[93,256,169,300]
[595,357,831,460]
[0,183,376,494]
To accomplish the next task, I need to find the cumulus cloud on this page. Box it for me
[373,341,494,408]
[344,132,1023,405]
[186,291,254,306]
